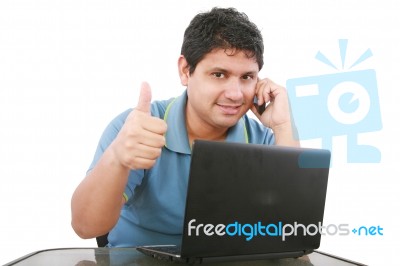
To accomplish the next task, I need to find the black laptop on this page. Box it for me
[137,140,331,264]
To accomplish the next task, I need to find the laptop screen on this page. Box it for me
[182,140,331,258]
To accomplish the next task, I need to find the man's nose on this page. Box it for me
[224,79,243,101]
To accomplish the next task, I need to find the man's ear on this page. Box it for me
[178,55,190,86]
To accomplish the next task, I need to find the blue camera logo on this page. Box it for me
[286,40,382,163]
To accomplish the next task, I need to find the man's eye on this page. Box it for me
[242,75,254,80]
[212,73,225,78]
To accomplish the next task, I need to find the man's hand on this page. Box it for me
[111,82,168,169]
[251,78,299,147]
[251,78,291,128]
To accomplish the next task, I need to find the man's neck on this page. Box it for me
[185,113,227,147]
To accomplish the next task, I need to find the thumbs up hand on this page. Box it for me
[111,82,168,170]
[135,81,153,114]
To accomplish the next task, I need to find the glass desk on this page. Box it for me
[4,248,367,266]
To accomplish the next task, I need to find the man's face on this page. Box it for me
[183,49,259,131]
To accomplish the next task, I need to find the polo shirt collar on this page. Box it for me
[164,90,248,155]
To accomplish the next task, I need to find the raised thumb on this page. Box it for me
[136,82,152,113]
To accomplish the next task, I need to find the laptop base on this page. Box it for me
[137,245,312,264]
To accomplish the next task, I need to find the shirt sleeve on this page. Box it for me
[86,108,146,201]
[87,109,131,173]
[86,98,172,202]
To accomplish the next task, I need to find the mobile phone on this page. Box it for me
[253,96,266,115]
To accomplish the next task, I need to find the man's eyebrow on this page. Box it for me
[209,67,258,75]
[209,67,228,73]
[243,71,258,76]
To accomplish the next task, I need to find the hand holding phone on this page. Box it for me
[253,96,266,115]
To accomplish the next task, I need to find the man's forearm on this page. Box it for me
[71,144,129,239]
[272,122,300,147]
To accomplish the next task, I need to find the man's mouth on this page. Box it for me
[216,103,242,115]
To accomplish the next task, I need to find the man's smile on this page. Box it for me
[216,103,243,115]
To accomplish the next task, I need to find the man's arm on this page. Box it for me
[267,120,299,147]
[71,82,167,239]
[251,78,300,147]
[71,146,130,239]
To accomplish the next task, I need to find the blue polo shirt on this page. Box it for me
[88,90,275,247]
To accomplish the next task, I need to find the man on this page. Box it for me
[71,7,299,247]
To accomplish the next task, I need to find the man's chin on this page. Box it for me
[214,115,242,129]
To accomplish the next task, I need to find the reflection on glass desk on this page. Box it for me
[4,248,367,266]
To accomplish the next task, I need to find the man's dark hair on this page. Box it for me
[181,7,264,74]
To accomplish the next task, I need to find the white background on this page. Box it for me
[1,0,399,265]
